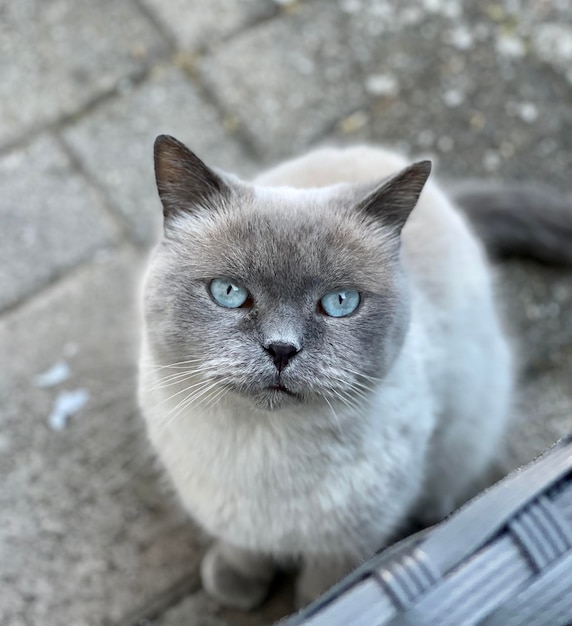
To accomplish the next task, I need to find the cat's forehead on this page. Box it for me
[171,185,398,293]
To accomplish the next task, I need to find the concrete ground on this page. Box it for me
[1,1,571,624]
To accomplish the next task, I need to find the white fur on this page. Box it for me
[139,146,512,586]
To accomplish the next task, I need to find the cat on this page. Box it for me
[138,135,571,610]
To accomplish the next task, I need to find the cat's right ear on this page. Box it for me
[154,135,230,221]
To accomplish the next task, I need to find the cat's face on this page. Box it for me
[143,136,430,411]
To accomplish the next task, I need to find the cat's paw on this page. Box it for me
[200,541,275,610]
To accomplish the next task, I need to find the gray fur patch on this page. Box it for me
[448,180,572,265]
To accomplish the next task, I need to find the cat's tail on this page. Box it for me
[447,181,572,265]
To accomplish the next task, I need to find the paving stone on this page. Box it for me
[0,0,168,147]
[199,0,572,171]
[325,0,572,191]
[149,585,295,626]
[148,591,229,626]
[0,249,204,626]
[198,0,368,160]
[63,66,259,245]
[496,260,572,373]
[506,344,572,472]
[0,135,119,312]
[494,260,572,471]
[140,0,276,50]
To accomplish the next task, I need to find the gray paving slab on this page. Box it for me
[507,344,572,472]
[198,0,368,161]
[325,0,572,190]
[0,134,119,313]
[497,261,572,373]
[0,249,204,626]
[147,591,229,626]
[495,260,572,470]
[62,66,259,245]
[145,582,295,626]
[0,0,169,147]
[140,0,276,50]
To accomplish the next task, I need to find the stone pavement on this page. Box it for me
[1,1,571,624]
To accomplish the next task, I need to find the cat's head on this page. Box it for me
[143,136,430,412]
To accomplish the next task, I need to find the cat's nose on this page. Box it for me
[265,342,299,371]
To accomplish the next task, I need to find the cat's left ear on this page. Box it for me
[357,160,432,233]
[154,135,231,220]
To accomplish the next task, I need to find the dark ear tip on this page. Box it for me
[154,134,179,154]
[413,160,432,175]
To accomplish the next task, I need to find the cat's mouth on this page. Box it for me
[253,383,301,410]
[268,382,296,396]
[232,376,303,408]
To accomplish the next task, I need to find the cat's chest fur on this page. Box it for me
[142,334,434,556]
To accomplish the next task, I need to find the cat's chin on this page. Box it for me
[249,387,303,411]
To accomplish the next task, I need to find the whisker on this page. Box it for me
[146,364,219,388]
[140,357,210,372]
[149,377,216,412]
[193,383,229,412]
[319,371,377,401]
[162,379,222,428]
[147,371,196,390]
[205,384,232,411]
[323,395,344,438]
[339,365,383,383]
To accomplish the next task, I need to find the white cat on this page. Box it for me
[139,136,521,609]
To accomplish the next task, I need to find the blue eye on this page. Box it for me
[320,289,360,317]
[209,278,250,308]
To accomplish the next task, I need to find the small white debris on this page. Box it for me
[443,88,465,107]
[338,110,369,133]
[365,73,399,97]
[441,1,461,19]
[423,0,443,13]
[399,7,423,26]
[496,34,526,59]
[517,102,539,123]
[47,389,89,431]
[35,360,70,388]
[423,0,460,17]
[292,54,315,75]
[447,26,474,50]
[532,23,572,67]
[339,0,362,14]
[500,141,515,159]
[483,150,501,172]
